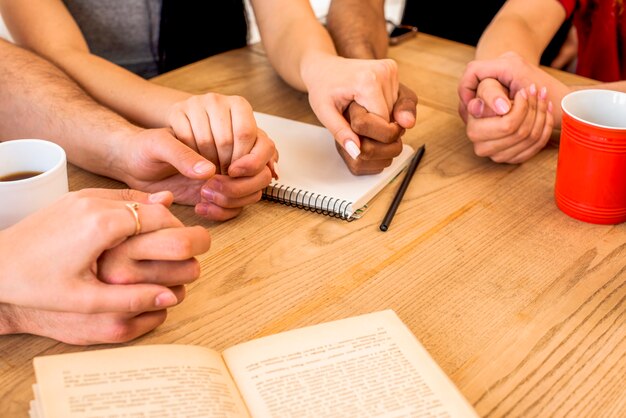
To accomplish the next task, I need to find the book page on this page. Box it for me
[33,345,249,418]
[256,112,414,218]
[223,310,478,417]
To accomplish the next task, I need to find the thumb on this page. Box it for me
[150,132,216,179]
[467,98,500,118]
[392,84,417,129]
[314,102,362,160]
[69,281,179,314]
[477,78,512,116]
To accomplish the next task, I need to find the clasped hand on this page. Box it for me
[304,56,417,175]
[0,188,211,344]
[458,52,571,163]
[116,93,278,221]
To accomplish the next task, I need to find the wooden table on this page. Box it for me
[1,35,624,417]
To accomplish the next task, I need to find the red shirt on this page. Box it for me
[558,0,626,81]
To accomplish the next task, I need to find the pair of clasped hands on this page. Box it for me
[0,58,418,345]
[458,52,570,164]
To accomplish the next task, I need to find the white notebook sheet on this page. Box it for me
[256,112,414,220]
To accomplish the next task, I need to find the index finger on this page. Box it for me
[75,189,174,207]
[230,97,257,164]
[96,200,184,246]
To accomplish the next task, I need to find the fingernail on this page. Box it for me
[400,110,416,125]
[201,188,214,201]
[155,292,177,307]
[520,88,528,99]
[149,191,170,204]
[529,84,537,95]
[495,98,511,115]
[193,160,213,174]
[344,140,361,160]
[476,99,485,116]
[195,203,209,216]
[548,101,554,113]
[539,86,548,100]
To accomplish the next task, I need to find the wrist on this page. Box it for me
[300,52,340,92]
[158,89,193,127]
[106,125,145,184]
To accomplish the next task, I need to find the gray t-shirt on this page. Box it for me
[62,0,161,78]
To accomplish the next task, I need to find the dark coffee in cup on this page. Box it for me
[0,171,43,182]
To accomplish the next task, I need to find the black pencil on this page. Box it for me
[379,144,426,232]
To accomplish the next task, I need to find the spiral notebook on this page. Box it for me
[256,112,415,220]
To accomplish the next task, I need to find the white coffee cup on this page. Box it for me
[0,139,68,229]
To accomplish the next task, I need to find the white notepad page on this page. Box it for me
[256,112,414,219]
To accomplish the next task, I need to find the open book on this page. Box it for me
[30,310,477,418]
[256,113,415,220]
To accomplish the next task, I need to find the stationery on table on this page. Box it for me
[29,310,478,418]
[255,113,415,220]
[380,144,426,231]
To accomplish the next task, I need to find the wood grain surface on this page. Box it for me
[0,35,623,417]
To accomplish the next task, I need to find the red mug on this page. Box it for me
[555,89,626,224]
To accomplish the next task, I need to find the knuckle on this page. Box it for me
[500,118,516,133]
[466,61,479,74]
[359,142,376,160]
[473,143,492,158]
[118,189,137,202]
[100,266,134,285]
[466,124,479,141]
[351,116,369,133]
[202,92,219,105]
[85,208,116,237]
[125,294,144,313]
[216,208,242,222]
[251,190,263,203]
[232,95,252,109]
[217,132,234,147]
[491,154,507,163]
[71,189,89,200]
[236,128,257,145]
[192,225,212,248]
[188,95,202,106]
[390,140,403,156]
[187,258,202,282]
[107,320,136,343]
[516,126,531,141]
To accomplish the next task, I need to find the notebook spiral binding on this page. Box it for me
[263,184,354,220]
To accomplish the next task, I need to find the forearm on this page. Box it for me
[252,0,338,92]
[477,16,545,63]
[327,0,387,59]
[0,0,189,128]
[477,0,566,64]
[0,41,135,181]
[34,49,190,128]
